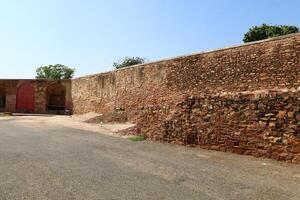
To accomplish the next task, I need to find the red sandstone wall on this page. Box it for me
[72,33,300,118]
[71,64,171,118]
[134,89,300,164]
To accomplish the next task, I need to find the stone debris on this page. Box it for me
[85,110,128,123]
[72,112,103,122]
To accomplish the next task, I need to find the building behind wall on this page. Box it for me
[0,79,72,114]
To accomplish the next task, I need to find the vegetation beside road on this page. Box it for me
[128,135,146,142]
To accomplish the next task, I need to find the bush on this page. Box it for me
[113,57,146,69]
[36,64,75,79]
[243,24,299,43]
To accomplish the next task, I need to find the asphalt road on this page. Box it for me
[0,116,300,200]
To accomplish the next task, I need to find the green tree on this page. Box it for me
[36,64,75,79]
[243,24,299,43]
[113,57,146,69]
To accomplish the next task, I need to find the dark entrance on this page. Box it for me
[16,83,35,112]
[47,84,66,111]
[0,87,5,110]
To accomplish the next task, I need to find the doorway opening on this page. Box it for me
[46,84,66,111]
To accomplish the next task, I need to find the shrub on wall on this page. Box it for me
[113,57,146,69]
[243,24,299,43]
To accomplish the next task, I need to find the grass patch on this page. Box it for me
[128,135,146,142]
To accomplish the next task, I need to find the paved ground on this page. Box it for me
[0,115,300,200]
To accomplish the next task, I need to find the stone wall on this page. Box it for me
[0,79,72,113]
[71,33,300,163]
[71,64,171,119]
[133,89,300,164]
[72,33,300,119]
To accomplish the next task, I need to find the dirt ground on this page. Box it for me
[1,113,134,137]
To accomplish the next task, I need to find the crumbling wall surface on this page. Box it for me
[135,89,300,164]
[71,34,300,118]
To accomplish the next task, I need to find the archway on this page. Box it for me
[0,87,6,109]
[46,84,66,111]
[16,83,35,112]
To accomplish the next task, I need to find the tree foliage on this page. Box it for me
[113,57,146,69]
[36,64,75,79]
[243,24,299,43]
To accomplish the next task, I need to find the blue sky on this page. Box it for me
[0,0,299,78]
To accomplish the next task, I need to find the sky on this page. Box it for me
[0,0,299,79]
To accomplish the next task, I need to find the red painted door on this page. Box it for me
[16,83,35,112]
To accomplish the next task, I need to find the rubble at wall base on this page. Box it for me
[128,89,300,164]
